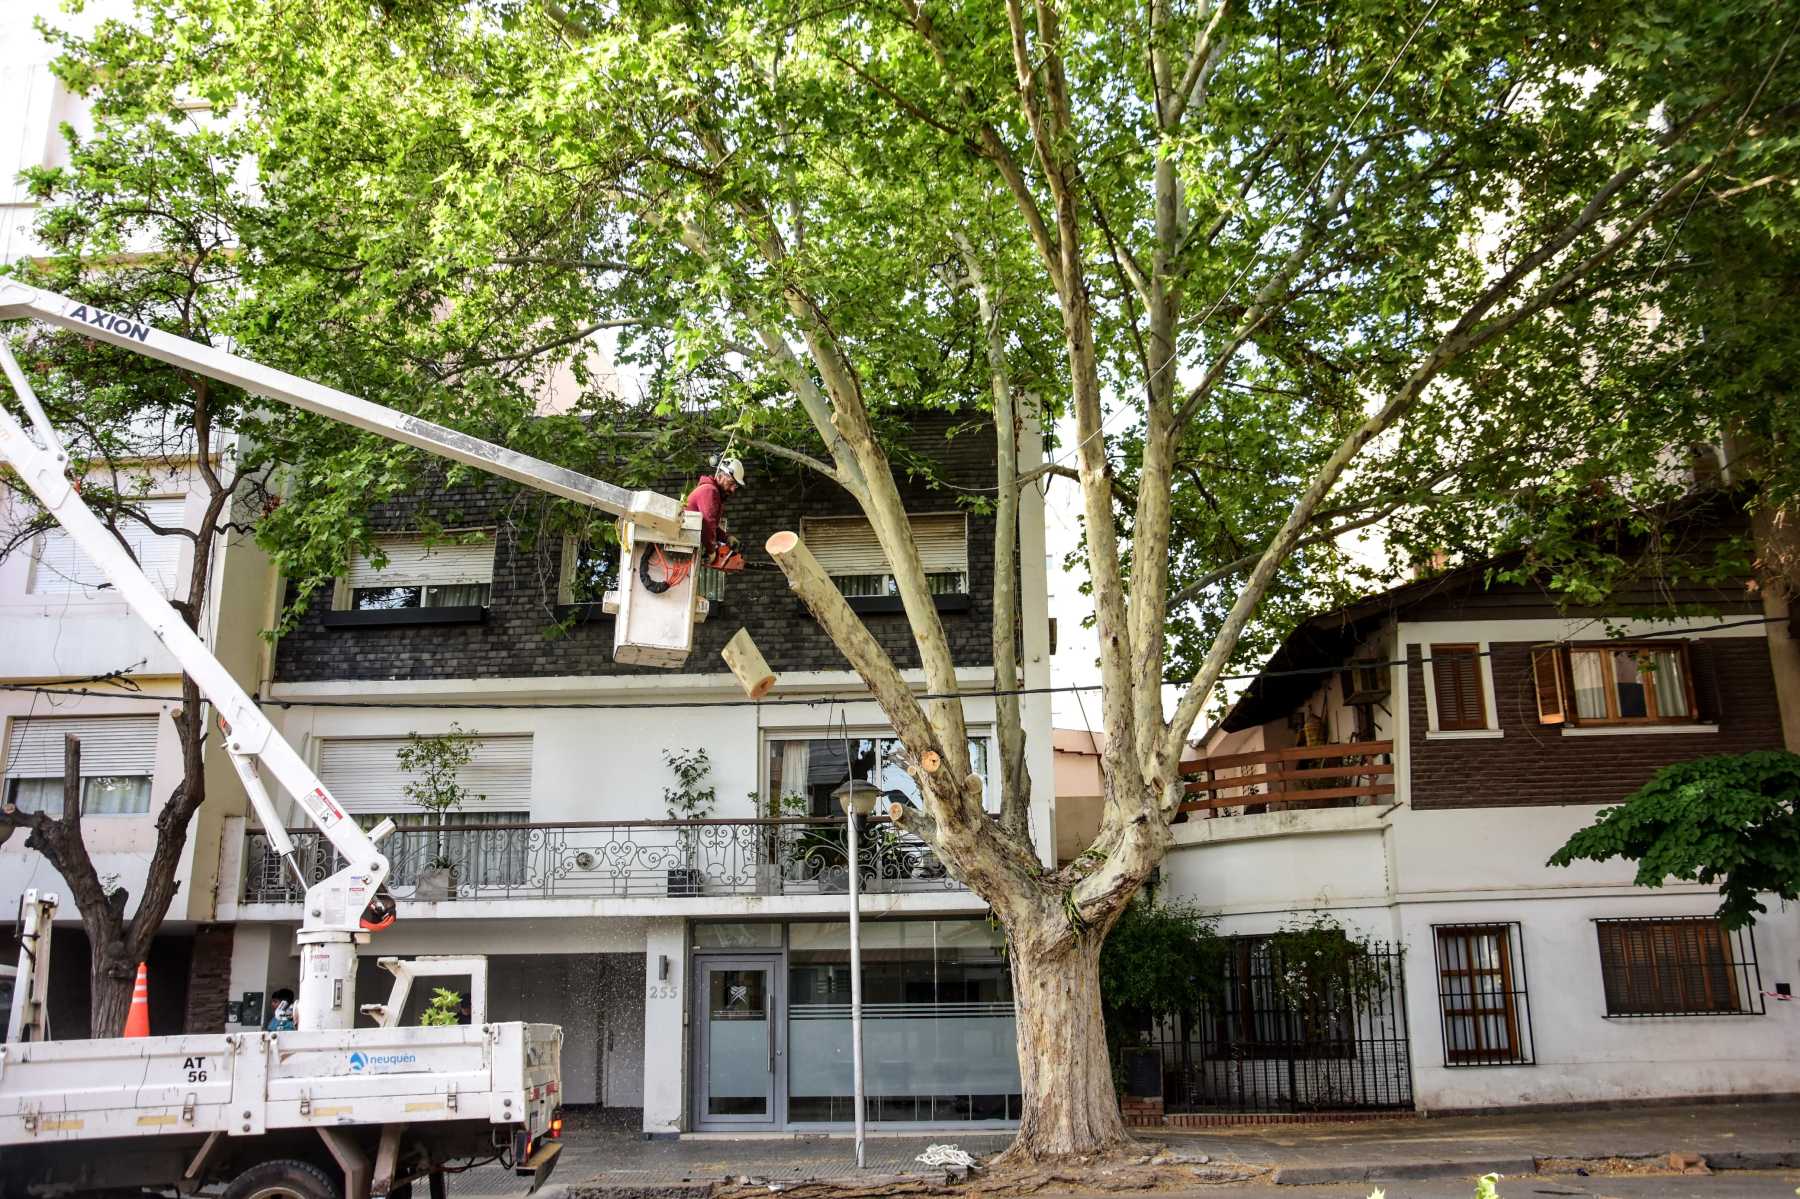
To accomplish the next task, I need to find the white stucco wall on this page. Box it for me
[1399,893,1799,1111]
[641,917,688,1133]
[265,669,1021,830]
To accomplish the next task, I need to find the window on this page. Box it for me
[764,733,994,817]
[2,716,157,816]
[339,532,495,611]
[1533,643,1696,726]
[1428,644,1489,731]
[317,733,531,815]
[786,919,1019,1123]
[317,734,533,891]
[800,513,968,599]
[560,533,619,604]
[1204,936,1356,1060]
[1433,923,1534,1065]
[1595,917,1761,1017]
[561,533,723,606]
[29,496,187,596]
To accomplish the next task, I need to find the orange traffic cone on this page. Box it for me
[122,962,151,1038]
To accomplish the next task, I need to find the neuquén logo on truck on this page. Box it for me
[65,304,152,343]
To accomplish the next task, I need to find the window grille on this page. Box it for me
[1432,923,1534,1066]
[1594,916,1762,1017]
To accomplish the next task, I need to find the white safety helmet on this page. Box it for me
[715,456,746,486]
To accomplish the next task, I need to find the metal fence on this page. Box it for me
[1139,938,1412,1114]
[241,817,968,903]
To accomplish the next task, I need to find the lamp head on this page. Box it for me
[831,777,881,816]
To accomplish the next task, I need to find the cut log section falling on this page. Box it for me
[721,627,776,699]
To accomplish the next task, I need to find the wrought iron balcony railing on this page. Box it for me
[241,817,969,904]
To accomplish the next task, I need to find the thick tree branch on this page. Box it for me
[1158,133,1725,782]
[898,0,1066,297]
[954,232,1034,848]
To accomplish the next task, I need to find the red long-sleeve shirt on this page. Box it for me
[683,474,727,552]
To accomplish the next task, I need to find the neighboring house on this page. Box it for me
[1,8,275,1036]
[215,412,1056,1133]
[0,452,272,1035]
[1145,504,1798,1115]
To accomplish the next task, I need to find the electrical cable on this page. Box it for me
[1,615,1779,711]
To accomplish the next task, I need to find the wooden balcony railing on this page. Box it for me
[1178,740,1394,816]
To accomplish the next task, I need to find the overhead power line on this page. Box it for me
[0,615,1779,712]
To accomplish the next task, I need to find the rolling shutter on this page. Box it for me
[1429,644,1487,731]
[1531,645,1569,725]
[800,514,967,578]
[317,734,532,816]
[3,715,159,780]
[29,497,187,596]
[346,534,496,590]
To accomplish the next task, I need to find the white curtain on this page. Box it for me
[1570,652,1609,719]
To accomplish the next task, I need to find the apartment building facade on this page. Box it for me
[205,415,1055,1133]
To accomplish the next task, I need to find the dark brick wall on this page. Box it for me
[1406,638,1785,810]
[183,923,234,1034]
[273,413,1002,682]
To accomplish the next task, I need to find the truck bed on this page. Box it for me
[0,1022,561,1147]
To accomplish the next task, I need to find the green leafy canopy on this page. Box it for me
[1549,751,1800,929]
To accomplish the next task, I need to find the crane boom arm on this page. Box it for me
[0,280,685,954]
[0,333,387,924]
[0,281,685,538]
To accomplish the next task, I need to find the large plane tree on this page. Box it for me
[33,0,1798,1154]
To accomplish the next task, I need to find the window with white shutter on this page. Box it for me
[29,497,188,597]
[317,734,532,816]
[2,715,158,815]
[339,532,496,610]
[799,513,967,598]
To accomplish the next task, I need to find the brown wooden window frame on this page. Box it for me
[1432,923,1533,1066]
[1594,917,1761,1017]
[1536,641,1699,728]
[1428,644,1490,732]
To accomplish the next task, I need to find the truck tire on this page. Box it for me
[222,1159,341,1199]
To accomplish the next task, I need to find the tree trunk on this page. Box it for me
[89,936,137,1038]
[999,918,1134,1162]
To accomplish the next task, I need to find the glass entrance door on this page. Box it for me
[693,956,781,1128]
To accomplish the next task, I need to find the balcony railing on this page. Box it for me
[241,817,968,904]
[1178,740,1394,818]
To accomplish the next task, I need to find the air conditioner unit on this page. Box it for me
[1340,660,1391,704]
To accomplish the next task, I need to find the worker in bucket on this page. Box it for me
[684,455,748,571]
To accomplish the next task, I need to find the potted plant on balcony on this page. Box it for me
[754,791,809,895]
[397,724,485,901]
[662,747,715,896]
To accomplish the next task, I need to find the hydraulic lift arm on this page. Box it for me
[0,280,685,1028]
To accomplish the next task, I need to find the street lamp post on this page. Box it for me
[832,777,881,1170]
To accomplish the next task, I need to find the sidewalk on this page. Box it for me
[447,1101,1800,1196]
[1162,1101,1800,1185]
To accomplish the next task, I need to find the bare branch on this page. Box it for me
[1164,0,1229,129]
